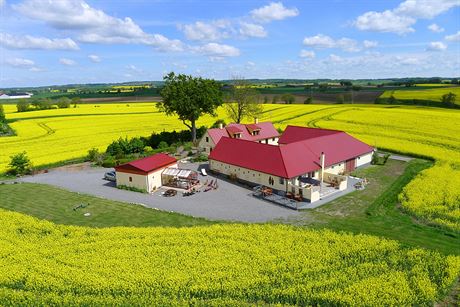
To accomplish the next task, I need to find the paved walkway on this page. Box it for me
[20,163,302,223]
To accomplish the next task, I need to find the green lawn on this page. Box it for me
[286,159,460,255]
[0,183,214,228]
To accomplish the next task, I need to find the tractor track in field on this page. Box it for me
[6,111,159,123]
[0,122,55,144]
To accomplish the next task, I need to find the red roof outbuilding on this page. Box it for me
[115,153,177,175]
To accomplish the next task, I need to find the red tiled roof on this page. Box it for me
[115,153,177,174]
[246,123,261,131]
[278,125,341,144]
[206,122,279,144]
[209,128,374,178]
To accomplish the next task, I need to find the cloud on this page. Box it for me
[445,31,460,42]
[239,22,267,38]
[6,57,35,67]
[299,50,315,58]
[0,0,5,7]
[353,0,460,35]
[88,54,101,62]
[426,41,447,51]
[353,10,415,35]
[193,43,240,58]
[59,58,77,66]
[13,0,183,52]
[303,34,362,52]
[363,40,378,48]
[180,20,233,41]
[428,23,444,33]
[250,2,299,23]
[0,33,79,50]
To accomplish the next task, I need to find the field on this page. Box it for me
[380,86,460,105]
[0,208,459,305]
[2,103,460,232]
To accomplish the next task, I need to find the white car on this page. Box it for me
[104,171,116,182]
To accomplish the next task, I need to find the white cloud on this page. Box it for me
[428,23,444,33]
[299,50,315,58]
[0,33,79,50]
[6,57,35,67]
[395,0,460,19]
[353,10,415,35]
[246,61,256,67]
[250,2,299,23]
[363,40,378,48]
[59,58,77,66]
[353,0,460,35]
[29,67,44,72]
[0,0,5,7]
[328,54,344,63]
[445,31,460,42]
[426,41,447,51]
[88,54,101,62]
[14,0,183,52]
[303,34,361,52]
[193,43,240,58]
[239,22,267,38]
[180,20,232,41]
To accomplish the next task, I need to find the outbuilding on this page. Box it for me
[114,153,177,193]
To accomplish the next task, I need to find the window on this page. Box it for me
[279,177,284,184]
[206,136,209,142]
[265,139,268,144]
[269,176,274,185]
[129,176,132,182]
[272,138,276,141]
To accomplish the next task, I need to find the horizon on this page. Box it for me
[1,0,460,88]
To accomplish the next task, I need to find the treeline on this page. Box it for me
[16,97,81,112]
[87,127,207,167]
[0,104,14,136]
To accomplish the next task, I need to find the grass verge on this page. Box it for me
[0,182,214,228]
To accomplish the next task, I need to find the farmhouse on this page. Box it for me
[198,119,279,154]
[115,153,178,193]
[209,126,374,203]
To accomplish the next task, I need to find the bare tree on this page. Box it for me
[224,77,263,123]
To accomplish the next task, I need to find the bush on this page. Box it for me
[16,100,30,112]
[0,104,5,122]
[117,184,147,193]
[158,141,169,150]
[101,156,116,168]
[8,151,32,175]
[304,97,312,104]
[106,137,145,157]
[210,119,226,128]
[56,97,71,108]
[371,152,390,165]
[191,153,208,163]
[146,127,206,148]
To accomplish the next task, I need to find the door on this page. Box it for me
[345,159,356,172]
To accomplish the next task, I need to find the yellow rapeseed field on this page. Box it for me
[0,209,459,305]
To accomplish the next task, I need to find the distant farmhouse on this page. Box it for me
[0,92,33,99]
[205,125,374,203]
[198,119,280,154]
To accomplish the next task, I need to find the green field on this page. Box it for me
[380,86,460,105]
[0,183,213,228]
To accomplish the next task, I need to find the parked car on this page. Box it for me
[104,171,116,182]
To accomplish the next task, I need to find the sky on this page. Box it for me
[0,0,459,87]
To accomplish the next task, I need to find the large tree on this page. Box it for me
[225,78,263,123]
[158,72,223,143]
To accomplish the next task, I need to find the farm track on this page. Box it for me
[7,111,159,123]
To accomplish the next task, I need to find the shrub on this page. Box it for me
[0,104,5,122]
[56,97,71,109]
[191,153,208,163]
[304,97,312,104]
[106,137,145,157]
[101,156,116,168]
[158,141,169,150]
[16,100,30,112]
[117,184,147,193]
[210,119,226,128]
[8,151,32,175]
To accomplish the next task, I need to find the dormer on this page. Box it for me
[226,125,244,139]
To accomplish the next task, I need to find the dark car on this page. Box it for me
[104,171,116,182]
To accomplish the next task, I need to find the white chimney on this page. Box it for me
[254,117,259,124]
[219,123,223,129]
[320,152,325,184]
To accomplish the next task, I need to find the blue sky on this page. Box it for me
[1,0,459,87]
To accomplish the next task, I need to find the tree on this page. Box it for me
[158,72,223,143]
[263,96,269,104]
[16,100,30,112]
[304,97,312,104]
[272,95,279,103]
[8,151,32,175]
[72,97,81,108]
[211,119,226,128]
[336,94,345,104]
[281,94,295,104]
[224,78,263,124]
[57,97,71,108]
[441,92,457,107]
[0,104,5,122]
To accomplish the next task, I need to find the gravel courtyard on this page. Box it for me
[20,163,302,222]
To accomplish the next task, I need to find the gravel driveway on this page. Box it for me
[20,163,300,222]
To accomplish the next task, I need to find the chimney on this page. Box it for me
[219,123,223,129]
[254,117,259,124]
[320,152,325,184]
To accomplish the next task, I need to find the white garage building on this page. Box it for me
[114,153,178,193]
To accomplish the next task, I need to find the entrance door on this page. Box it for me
[345,159,356,172]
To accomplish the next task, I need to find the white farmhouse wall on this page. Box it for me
[356,152,373,167]
[198,131,216,154]
[324,162,346,175]
[116,172,148,191]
